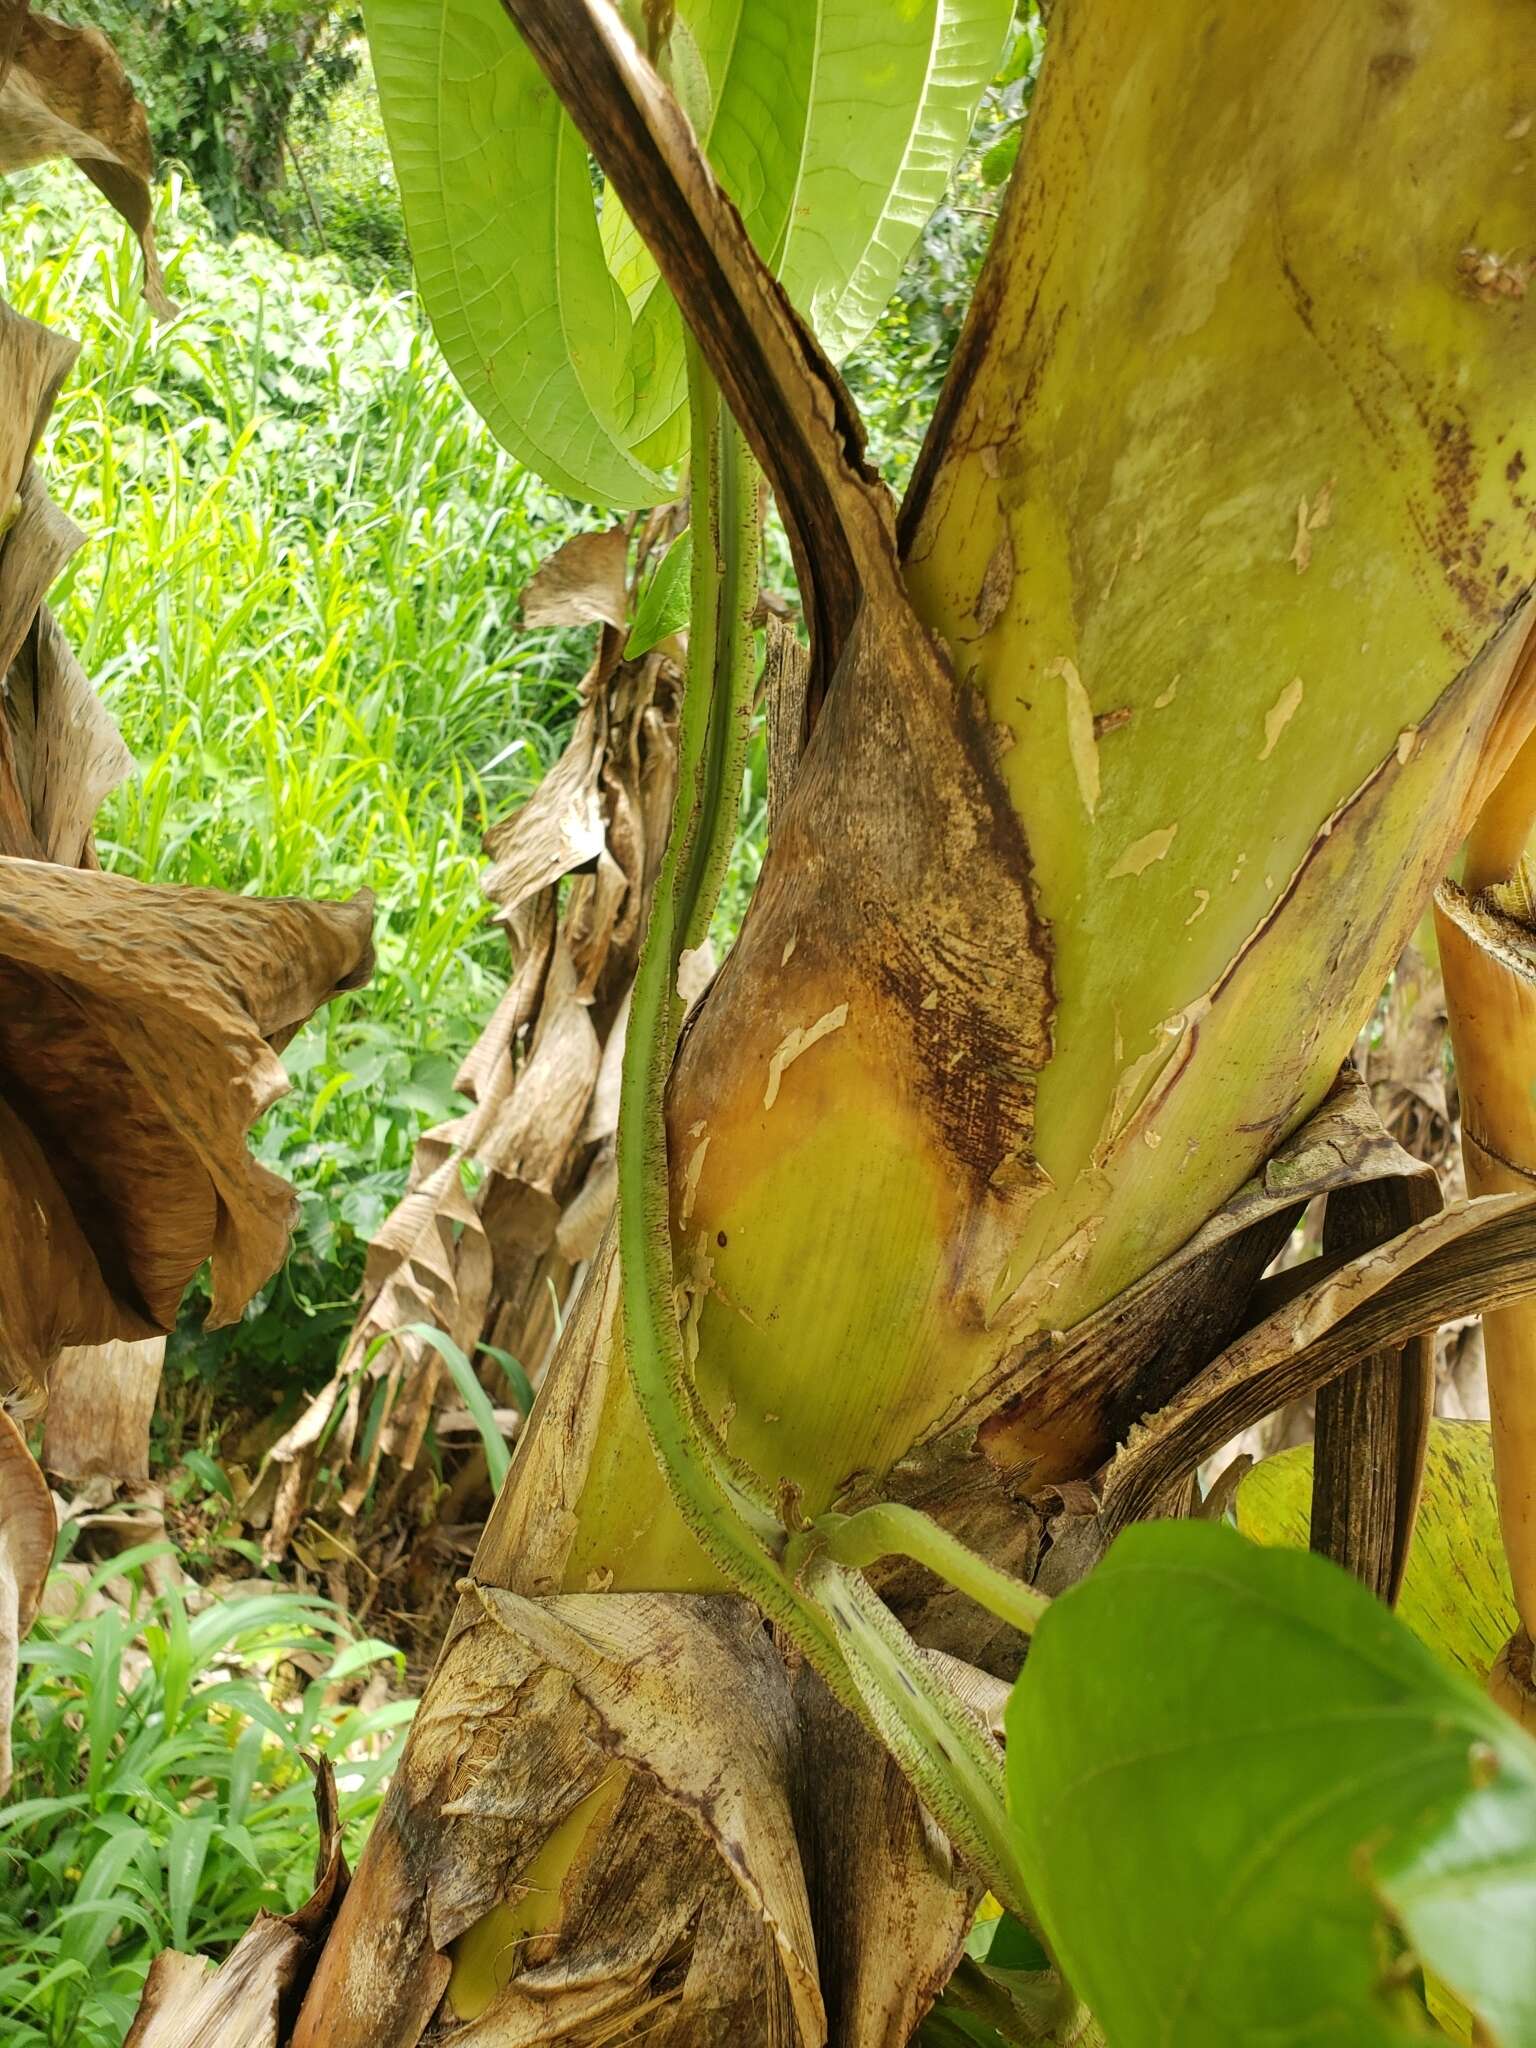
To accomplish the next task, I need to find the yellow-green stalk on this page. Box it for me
[1437,725,1536,1726]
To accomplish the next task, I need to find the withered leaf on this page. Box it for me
[0,10,172,314]
[0,859,373,1392]
[41,1333,164,1483]
[1099,1188,1536,1532]
[0,298,78,511]
[480,695,605,919]
[518,525,629,631]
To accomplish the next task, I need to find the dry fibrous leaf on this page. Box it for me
[3,604,134,864]
[41,1335,164,1483]
[0,859,374,1393]
[126,1758,349,2047]
[480,695,606,923]
[0,8,172,314]
[288,1593,822,2048]
[0,3,27,96]
[255,638,681,1561]
[0,298,77,511]
[0,1405,53,1796]
[517,525,629,631]
[1098,1187,1536,1532]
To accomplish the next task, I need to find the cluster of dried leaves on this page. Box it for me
[239,520,690,1652]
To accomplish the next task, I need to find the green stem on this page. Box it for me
[792,1505,1050,1638]
[614,342,1042,1928]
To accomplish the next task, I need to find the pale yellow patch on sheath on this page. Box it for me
[1260,676,1304,760]
[1110,825,1178,879]
[764,1004,850,1110]
[1046,657,1099,816]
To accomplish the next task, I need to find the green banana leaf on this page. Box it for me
[1236,1420,1519,1684]
[362,0,1014,506]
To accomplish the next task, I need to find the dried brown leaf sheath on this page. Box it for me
[0,860,373,1393]
[126,1758,350,2048]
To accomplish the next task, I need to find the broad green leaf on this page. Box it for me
[1236,1420,1519,1684]
[780,0,1016,360]
[626,530,694,656]
[1007,1520,1536,2048]
[361,0,667,508]
[365,0,1012,505]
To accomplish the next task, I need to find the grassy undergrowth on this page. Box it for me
[0,1505,413,2048]
[1,165,598,1404]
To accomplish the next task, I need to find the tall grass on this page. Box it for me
[0,166,597,1400]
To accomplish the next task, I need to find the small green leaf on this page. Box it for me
[166,1815,215,1952]
[625,529,693,656]
[404,1323,513,1488]
[477,1341,535,1418]
[1007,1520,1536,2048]
[980,128,1020,186]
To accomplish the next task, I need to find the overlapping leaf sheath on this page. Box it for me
[261,1,1536,2039]
[253,550,686,1566]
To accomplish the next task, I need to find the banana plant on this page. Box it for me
[134,1,1536,2042]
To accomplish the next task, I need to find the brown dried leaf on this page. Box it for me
[0,298,77,509]
[41,1335,164,1483]
[0,4,27,96]
[126,1758,348,2046]
[5,605,134,863]
[259,649,678,1553]
[481,697,605,920]
[0,860,373,1392]
[0,10,172,315]
[0,1406,54,1795]
[1099,1188,1536,1531]
[518,525,628,630]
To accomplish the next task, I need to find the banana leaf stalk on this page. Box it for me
[1438,725,1536,1725]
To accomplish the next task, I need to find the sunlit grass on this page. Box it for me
[1,166,597,1393]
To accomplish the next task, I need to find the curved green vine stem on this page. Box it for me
[614,342,1046,1926]
[788,1505,1051,1639]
